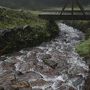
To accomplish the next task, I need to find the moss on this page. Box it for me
[66,20,90,58]
[0,8,47,29]
[85,28,90,39]
[46,20,59,38]
[76,38,90,58]
[65,20,90,33]
[0,8,59,55]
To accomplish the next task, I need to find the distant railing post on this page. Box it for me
[60,0,86,16]
[71,0,74,15]
[60,0,68,15]
[76,0,86,15]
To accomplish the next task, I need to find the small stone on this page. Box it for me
[69,87,75,90]
[84,75,90,90]
[45,86,53,90]
[12,87,19,90]
[0,57,6,61]
[10,87,19,90]
[57,86,75,90]
[30,79,48,86]
[43,59,57,69]
[43,54,51,59]
[23,25,32,31]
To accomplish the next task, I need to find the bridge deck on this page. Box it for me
[39,10,90,20]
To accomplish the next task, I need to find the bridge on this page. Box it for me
[39,0,90,20]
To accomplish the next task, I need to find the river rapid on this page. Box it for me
[0,23,89,90]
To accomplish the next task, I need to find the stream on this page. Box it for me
[0,23,89,90]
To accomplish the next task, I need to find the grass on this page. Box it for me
[75,21,90,58]
[0,8,47,29]
[76,38,90,57]
[0,7,59,55]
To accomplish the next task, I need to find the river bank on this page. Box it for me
[75,21,90,90]
[64,20,90,90]
[0,8,59,55]
[63,20,90,58]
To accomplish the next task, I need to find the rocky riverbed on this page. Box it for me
[0,23,89,90]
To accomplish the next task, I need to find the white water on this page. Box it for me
[0,23,89,90]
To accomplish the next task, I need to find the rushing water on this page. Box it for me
[0,23,89,90]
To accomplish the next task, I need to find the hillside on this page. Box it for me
[0,8,59,55]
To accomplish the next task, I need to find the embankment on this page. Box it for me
[65,20,90,90]
[0,8,59,55]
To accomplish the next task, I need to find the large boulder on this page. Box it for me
[0,20,59,56]
[0,25,33,55]
[43,59,57,69]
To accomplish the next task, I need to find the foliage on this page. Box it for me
[76,38,90,57]
[75,21,90,58]
[0,8,59,55]
[0,8,47,29]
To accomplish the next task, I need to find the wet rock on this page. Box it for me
[84,71,90,90]
[13,26,23,32]
[84,58,90,65]
[11,81,32,90]
[68,66,86,77]
[32,89,42,90]
[53,80,64,89]
[43,59,57,69]
[43,67,57,76]
[23,25,32,31]
[30,79,50,86]
[69,87,75,90]
[45,86,53,90]
[0,57,6,61]
[16,71,43,82]
[0,86,4,90]
[0,20,59,56]
[5,57,19,64]
[84,57,90,90]
[1,61,15,71]
[0,29,11,37]
[33,47,43,53]
[0,23,88,90]
[84,78,90,90]
[16,71,23,76]
[42,54,51,60]
[72,76,84,87]
[9,87,19,90]
[56,86,75,90]
[56,59,68,74]
[15,62,31,73]
[0,72,16,85]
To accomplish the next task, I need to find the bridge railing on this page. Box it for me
[40,10,90,15]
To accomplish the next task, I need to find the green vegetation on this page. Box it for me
[74,21,90,58]
[76,38,90,57]
[0,8,46,29]
[0,8,59,55]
